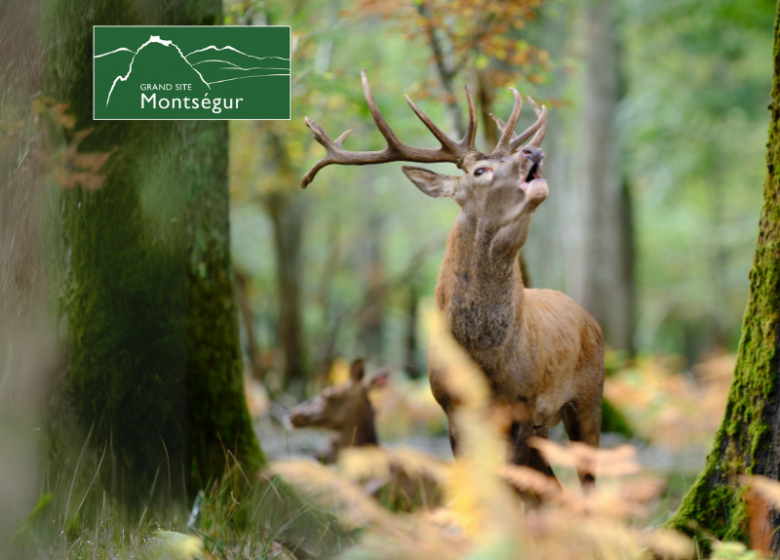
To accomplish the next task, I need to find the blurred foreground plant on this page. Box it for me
[271,306,696,560]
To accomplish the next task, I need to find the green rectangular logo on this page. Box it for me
[93,26,290,120]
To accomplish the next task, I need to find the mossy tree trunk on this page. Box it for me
[50,0,264,507]
[667,2,780,549]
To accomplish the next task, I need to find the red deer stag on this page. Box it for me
[301,70,605,488]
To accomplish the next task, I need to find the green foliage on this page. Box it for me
[601,397,635,438]
[712,542,765,560]
[623,0,775,357]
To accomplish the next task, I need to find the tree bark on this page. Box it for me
[404,283,423,378]
[51,0,263,506]
[417,2,465,137]
[575,0,635,354]
[260,127,307,393]
[476,69,498,149]
[667,3,780,549]
[235,268,265,381]
[359,213,385,359]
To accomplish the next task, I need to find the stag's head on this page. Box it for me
[302,69,549,251]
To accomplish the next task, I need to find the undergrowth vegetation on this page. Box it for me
[8,312,777,560]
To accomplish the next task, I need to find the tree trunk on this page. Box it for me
[417,2,465,137]
[51,0,263,506]
[476,69,498,149]
[668,3,780,549]
[183,118,265,490]
[261,126,307,393]
[404,283,423,378]
[359,213,385,359]
[235,268,265,380]
[575,0,635,354]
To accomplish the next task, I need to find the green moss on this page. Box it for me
[666,3,780,545]
[180,120,266,488]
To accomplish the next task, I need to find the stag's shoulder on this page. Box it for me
[524,288,582,314]
[523,289,603,338]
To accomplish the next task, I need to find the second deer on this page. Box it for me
[302,70,605,489]
[288,359,442,510]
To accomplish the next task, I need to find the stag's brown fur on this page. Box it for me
[404,151,605,486]
[432,196,604,483]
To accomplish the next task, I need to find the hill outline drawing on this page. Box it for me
[98,35,291,107]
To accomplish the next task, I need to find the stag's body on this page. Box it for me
[302,69,605,485]
[433,213,604,476]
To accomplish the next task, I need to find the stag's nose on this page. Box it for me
[520,147,544,164]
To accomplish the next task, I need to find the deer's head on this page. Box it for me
[288,359,388,443]
[302,69,548,256]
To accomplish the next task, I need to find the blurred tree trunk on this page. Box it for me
[313,220,343,387]
[404,283,422,378]
[266,191,305,389]
[417,2,465,137]
[520,1,572,295]
[575,0,635,354]
[259,127,307,393]
[51,0,264,507]
[359,213,385,359]
[476,69,498,148]
[235,268,265,380]
[667,3,780,549]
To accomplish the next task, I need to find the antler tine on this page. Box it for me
[460,84,478,151]
[488,97,548,154]
[405,83,478,153]
[361,68,404,149]
[520,96,548,149]
[491,88,522,156]
[403,95,460,154]
[509,97,547,151]
[489,113,516,140]
[301,69,474,188]
[301,117,367,188]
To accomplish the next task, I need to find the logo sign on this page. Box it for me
[93,26,290,120]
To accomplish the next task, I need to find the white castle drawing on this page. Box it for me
[97,35,290,107]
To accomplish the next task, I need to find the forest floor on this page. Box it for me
[249,352,735,528]
[6,353,735,560]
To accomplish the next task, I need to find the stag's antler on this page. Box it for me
[302,69,478,188]
[489,93,548,156]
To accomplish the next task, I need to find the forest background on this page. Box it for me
[0,0,776,557]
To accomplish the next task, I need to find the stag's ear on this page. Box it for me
[402,166,458,199]
[350,359,365,383]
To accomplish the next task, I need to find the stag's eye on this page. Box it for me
[474,168,486,176]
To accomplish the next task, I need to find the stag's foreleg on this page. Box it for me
[509,422,557,481]
[561,396,602,489]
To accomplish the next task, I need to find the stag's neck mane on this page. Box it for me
[436,211,525,360]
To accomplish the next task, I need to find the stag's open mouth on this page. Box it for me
[525,162,541,184]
